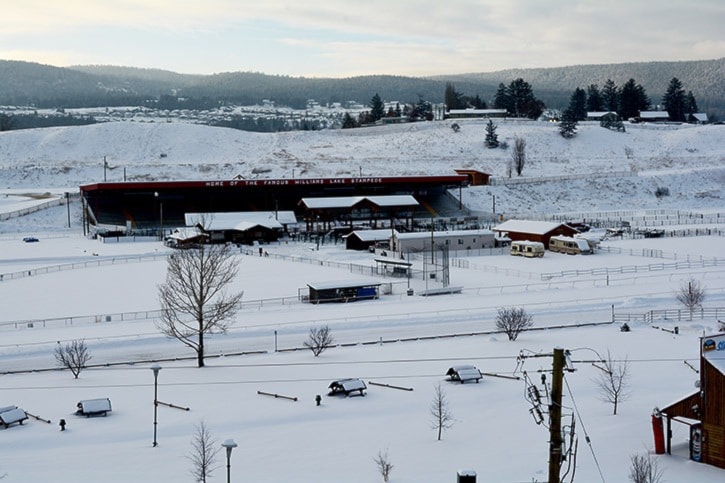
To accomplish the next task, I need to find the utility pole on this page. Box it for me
[548,348,565,483]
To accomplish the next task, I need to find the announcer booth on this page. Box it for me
[659,332,725,469]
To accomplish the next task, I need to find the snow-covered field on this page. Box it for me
[0,120,724,482]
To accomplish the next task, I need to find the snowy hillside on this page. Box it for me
[2,120,725,482]
[1,119,723,217]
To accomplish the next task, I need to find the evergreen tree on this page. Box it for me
[601,79,619,112]
[568,87,588,121]
[369,93,385,122]
[444,82,465,111]
[395,102,402,117]
[586,84,603,112]
[341,112,357,129]
[600,112,625,132]
[685,91,699,116]
[559,108,578,138]
[662,77,686,122]
[504,78,545,119]
[493,83,509,111]
[470,95,487,109]
[619,79,649,120]
[484,119,499,148]
[409,96,433,121]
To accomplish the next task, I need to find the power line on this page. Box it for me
[564,374,606,483]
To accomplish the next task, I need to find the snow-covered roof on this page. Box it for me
[343,229,392,242]
[692,113,708,122]
[184,211,296,231]
[168,227,205,241]
[78,398,112,414]
[493,220,566,235]
[300,195,418,209]
[639,111,670,119]
[587,111,617,118]
[395,229,494,240]
[329,378,367,392]
[448,109,507,115]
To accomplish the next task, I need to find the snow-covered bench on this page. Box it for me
[0,406,28,428]
[446,365,482,384]
[76,398,112,417]
[328,378,367,397]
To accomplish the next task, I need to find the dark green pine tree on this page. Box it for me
[619,79,650,120]
[568,87,588,121]
[369,93,385,122]
[601,79,619,112]
[559,108,578,138]
[471,95,487,109]
[493,83,509,112]
[444,82,465,111]
[484,119,499,148]
[341,112,357,129]
[685,91,699,116]
[586,84,603,112]
[662,77,687,122]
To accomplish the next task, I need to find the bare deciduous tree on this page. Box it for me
[593,350,631,415]
[495,307,534,341]
[512,136,527,176]
[629,453,664,483]
[429,383,454,441]
[373,447,394,482]
[157,243,243,367]
[187,420,220,483]
[303,325,334,357]
[676,277,705,320]
[54,339,91,378]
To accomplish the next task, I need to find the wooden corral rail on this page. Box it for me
[541,258,722,281]
[368,381,414,391]
[257,391,298,402]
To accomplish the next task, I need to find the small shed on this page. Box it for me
[493,220,578,247]
[454,169,491,186]
[446,365,482,383]
[76,398,112,417]
[307,280,381,303]
[343,229,392,251]
[659,333,725,469]
[0,406,28,428]
[328,378,367,397]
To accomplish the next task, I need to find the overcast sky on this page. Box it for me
[3,1,723,77]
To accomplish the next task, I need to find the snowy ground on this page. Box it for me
[0,120,724,482]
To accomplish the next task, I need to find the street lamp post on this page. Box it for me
[154,192,163,241]
[150,364,162,447]
[221,439,238,483]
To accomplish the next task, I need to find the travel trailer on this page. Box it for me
[548,235,592,255]
[510,240,545,258]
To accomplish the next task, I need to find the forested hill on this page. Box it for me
[0,58,723,117]
[442,58,725,116]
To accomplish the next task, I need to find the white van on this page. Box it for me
[548,235,591,255]
[510,240,545,258]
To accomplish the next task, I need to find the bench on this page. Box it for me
[328,378,367,397]
[446,365,482,384]
[76,398,112,417]
[0,406,28,428]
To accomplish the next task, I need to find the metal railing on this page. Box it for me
[613,307,725,324]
